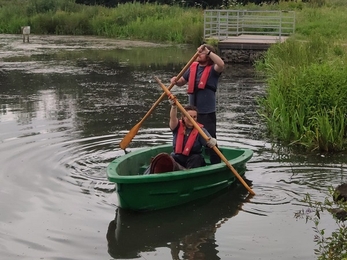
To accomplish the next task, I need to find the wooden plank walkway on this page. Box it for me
[218,35,289,50]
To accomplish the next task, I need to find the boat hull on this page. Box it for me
[107,144,253,211]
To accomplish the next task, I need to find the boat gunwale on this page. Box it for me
[107,144,253,184]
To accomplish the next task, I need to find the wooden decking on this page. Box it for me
[204,9,295,52]
[218,34,289,50]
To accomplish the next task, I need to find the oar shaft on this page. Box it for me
[140,51,199,114]
[119,51,199,150]
[155,76,255,196]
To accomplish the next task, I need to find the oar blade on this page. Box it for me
[119,123,141,150]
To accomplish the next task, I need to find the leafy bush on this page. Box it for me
[295,191,347,260]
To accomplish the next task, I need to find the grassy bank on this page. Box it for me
[0,0,203,45]
[255,4,347,257]
[255,0,347,152]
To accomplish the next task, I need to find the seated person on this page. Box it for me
[145,103,217,174]
[169,103,216,169]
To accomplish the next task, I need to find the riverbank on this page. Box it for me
[0,34,172,59]
[0,1,203,45]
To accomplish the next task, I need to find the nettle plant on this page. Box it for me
[295,188,347,260]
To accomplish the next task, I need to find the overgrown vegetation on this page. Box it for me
[0,0,203,45]
[257,2,347,254]
[256,36,347,152]
[295,190,347,260]
[255,0,347,152]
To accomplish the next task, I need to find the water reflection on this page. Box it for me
[106,182,251,259]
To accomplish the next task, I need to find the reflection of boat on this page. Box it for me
[106,182,251,259]
[107,144,253,211]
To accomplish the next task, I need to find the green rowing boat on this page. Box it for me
[107,144,253,211]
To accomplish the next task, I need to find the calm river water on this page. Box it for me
[0,34,346,260]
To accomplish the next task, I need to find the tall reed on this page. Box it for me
[257,36,347,152]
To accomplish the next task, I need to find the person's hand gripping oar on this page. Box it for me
[154,76,255,196]
[119,51,200,152]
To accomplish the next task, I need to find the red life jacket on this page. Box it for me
[187,62,212,94]
[175,120,203,156]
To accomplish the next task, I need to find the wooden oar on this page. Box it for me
[119,51,199,150]
[154,76,255,196]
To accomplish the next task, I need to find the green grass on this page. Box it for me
[256,35,347,152]
[253,0,347,152]
[0,0,203,44]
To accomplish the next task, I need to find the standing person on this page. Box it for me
[170,44,225,164]
[169,103,217,169]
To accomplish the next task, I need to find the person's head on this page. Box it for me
[181,105,198,128]
[197,44,216,66]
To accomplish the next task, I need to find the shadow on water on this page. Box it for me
[106,180,252,259]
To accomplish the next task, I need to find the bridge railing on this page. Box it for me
[204,10,295,41]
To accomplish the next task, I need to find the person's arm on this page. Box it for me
[209,51,224,73]
[201,127,217,148]
[169,104,179,130]
[199,44,225,73]
[170,76,187,87]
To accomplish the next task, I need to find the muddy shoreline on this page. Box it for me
[0,34,174,59]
